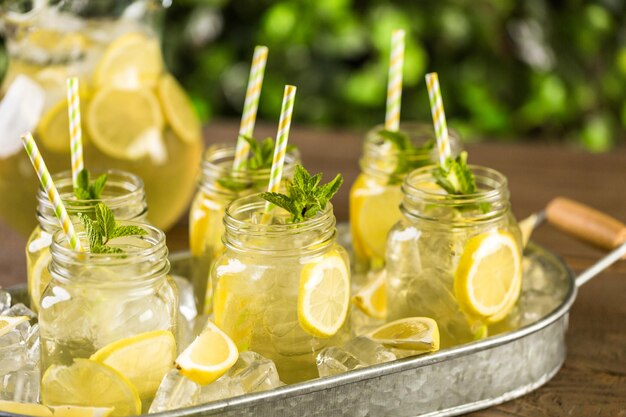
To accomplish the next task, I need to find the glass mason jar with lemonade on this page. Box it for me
[0,0,202,235]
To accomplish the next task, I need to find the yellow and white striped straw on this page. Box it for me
[264,85,297,215]
[233,45,269,170]
[425,72,452,166]
[21,133,83,252]
[66,77,83,188]
[384,29,405,131]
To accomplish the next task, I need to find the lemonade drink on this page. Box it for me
[26,169,147,312]
[210,195,350,383]
[189,145,298,312]
[350,123,460,273]
[385,166,522,347]
[0,1,202,234]
[39,222,177,414]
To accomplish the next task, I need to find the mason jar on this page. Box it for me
[210,195,350,384]
[26,170,147,312]
[39,222,178,411]
[189,144,299,313]
[386,165,522,348]
[349,122,461,274]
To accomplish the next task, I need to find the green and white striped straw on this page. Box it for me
[425,72,452,166]
[21,132,83,252]
[263,85,297,216]
[384,29,405,131]
[66,77,83,188]
[233,45,269,171]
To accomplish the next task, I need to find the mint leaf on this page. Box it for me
[79,202,147,253]
[110,225,148,239]
[434,151,476,195]
[95,203,116,241]
[73,169,108,200]
[378,130,434,185]
[259,164,342,223]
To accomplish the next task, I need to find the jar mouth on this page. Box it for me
[38,169,146,213]
[198,144,300,196]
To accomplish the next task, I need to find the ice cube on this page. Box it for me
[149,370,200,413]
[173,276,197,322]
[197,376,244,404]
[25,324,40,364]
[229,351,281,393]
[0,75,45,158]
[0,337,27,375]
[343,336,396,365]
[350,306,385,338]
[0,365,40,402]
[1,303,37,320]
[0,289,11,312]
[316,346,365,378]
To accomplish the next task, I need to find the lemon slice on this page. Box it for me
[352,270,387,319]
[93,32,163,89]
[367,317,440,352]
[41,359,141,417]
[189,193,224,257]
[454,230,522,321]
[297,250,350,338]
[0,315,30,337]
[175,320,239,385]
[157,74,201,144]
[350,175,403,264]
[50,406,114,417]
[37,96,90,154]
[90,330,176,401]
[86,87,164,160]
[29,249,52,312]
[0,400,52,417]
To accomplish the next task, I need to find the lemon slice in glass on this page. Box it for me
[90,330,176,401]
[189,193,223,258]
[350,176,403,264]
[0,315,30,337]
[175,320,239,385]
[157,74,201,144]
[352,270,387,319]
[297,250,350,338]
[367,317,440,352]
[41,359,141,417]
[454,230,522,321]
[50,406,114,417]
[28,249,52,312]
[94,32,162,89]
[0,400,52,417]
[86,87,164,161]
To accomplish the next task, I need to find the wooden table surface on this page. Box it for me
[1,121,625,416]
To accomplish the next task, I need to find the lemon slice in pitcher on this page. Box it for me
[86,87,163,160]
[298,251,350,337]
[454,230,522,321]
[90,330,176,401]
[175,320,238,385]
[0,400,52,417]
[41,359,141,417]
[157,74,201,144]
[367,317,440,352]
[94,33,162,89]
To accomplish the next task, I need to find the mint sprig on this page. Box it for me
[433,151,476,195]
[218,135,297,192]
[78,203,147,254]
[378,129,434,185]
[74,169,107,200]
[260,164,342,223]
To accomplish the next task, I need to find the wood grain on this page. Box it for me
[1,120,625,415]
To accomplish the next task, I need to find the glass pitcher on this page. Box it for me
[0,0,203,235]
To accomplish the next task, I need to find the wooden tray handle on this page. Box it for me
[546,197,626,251]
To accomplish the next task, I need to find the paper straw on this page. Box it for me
[263,85,297,215]
[384,30,405,131]
[21,132,83,252]
[66,77,83,187]
[233,45,269,170]
[425,72,452,166]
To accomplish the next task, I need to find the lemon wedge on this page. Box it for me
[50,406,114,417]
[350,175,403,265]
[0,315,30,337]
[28,249,52,312]
[454,230,522,321]
[0,400,52,417]
[352,270,387,319]
[157,74,201,144]
[297,250,350,338]
[86,87,163,160]
[175,320,238,385]
[90,330,176,401]
[41,359,141,417]
[93,32,162,89]
[367,317,440,352]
